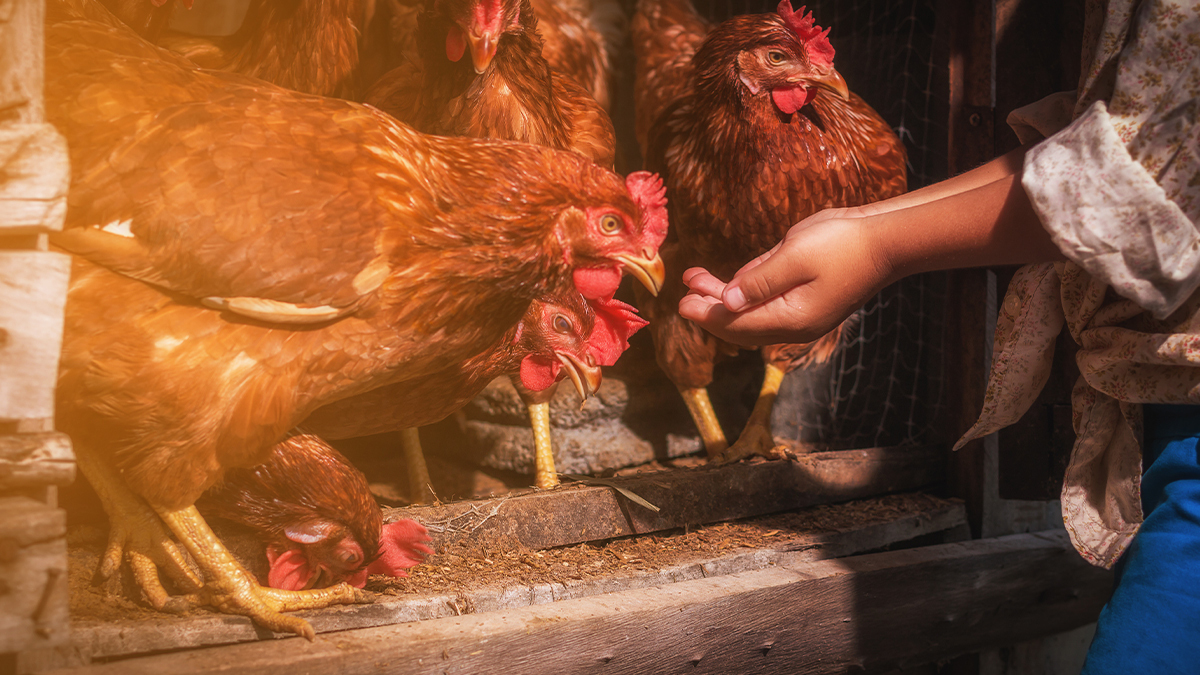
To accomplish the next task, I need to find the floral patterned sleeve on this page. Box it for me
[1021,1,1200,319]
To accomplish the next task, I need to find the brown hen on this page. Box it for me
[197,432,433,591]
[49,4,664,637]
[530,0,624,112]
[304,292,646,494]
[159,0,368,97]
[632,0,907,462]
[362,0,653,493]
[364,0,617,168]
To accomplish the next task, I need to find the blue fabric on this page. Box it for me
[1081,404,1200,674]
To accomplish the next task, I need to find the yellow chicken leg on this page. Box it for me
[156,505,371,640]
[679,386,729,458]
[711,363,790,465]
[527,400,559,489]
[400,427,436,504]
[74,446,203,612]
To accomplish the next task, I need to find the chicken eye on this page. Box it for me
[339,550,362,566]
[553,314,573,334]
[598,213,623,235]
[767,50,786,65]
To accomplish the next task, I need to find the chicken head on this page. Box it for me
[568,170,669,300]
[437,0,523,72]
[268,518,433,591]
[706,0,849,116]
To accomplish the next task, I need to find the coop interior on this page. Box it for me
[1,0,1112,673]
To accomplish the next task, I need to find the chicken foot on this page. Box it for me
[711,363,792,465]
[679,386,729,457]
[73,446,203,612]
[527,400,559,489]
[156,505,371,640]
[400,427,436,504]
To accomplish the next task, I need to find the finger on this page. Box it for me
[735,241,782,278]
[680,294,794,346]
[681,268,726,299]
[678,292,724,321]
[723,247,810,312]
[680,267,708,285]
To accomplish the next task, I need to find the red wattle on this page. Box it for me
[771,85,811,114]
[572,266,621,300]
[519,354,561,391]
[266,547,316,591]
[446,27,466,62]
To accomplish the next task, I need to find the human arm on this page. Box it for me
[677,149,1064,346]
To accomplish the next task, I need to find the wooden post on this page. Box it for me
[0,0,74,656]
[942,0,995,542]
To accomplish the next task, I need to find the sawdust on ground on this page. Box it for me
[62,489,957,625]
[370,492,954,596]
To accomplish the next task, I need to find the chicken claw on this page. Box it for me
[75,448,203,610]
[710,363,792,465]
[157,505,372,640]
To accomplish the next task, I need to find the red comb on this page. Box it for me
[625,171,669,251]
[355,519,433,586]
[586,297,648,367]
[776,1,834,68]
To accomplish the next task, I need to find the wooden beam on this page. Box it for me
[57,502,965,665]
[395,446,944,553]
[44,531,1110,675]
[0,432,74,490]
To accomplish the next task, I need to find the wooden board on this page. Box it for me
[0,125,69,235]
[0,432,74,490]
[398,446,944,553]
[0,0,45,124]
[0,497,70,653]
[44,501,965,668]
[0,250,71,423]
[40,531,1110,675]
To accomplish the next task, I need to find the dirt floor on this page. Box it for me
[66,489,955,623]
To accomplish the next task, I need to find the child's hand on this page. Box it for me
[677,209,891,346]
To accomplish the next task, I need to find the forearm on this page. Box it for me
[859,144,1031,217]
[871,169,1064,283]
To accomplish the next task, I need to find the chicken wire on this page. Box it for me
[690,0,951,449]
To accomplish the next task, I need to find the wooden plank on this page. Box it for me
[0,125,70,234]
[43,531,1110,675]
[59,502,966,664]
[398,446,944,554]
[0,498,69,653]
[0,432,74,490]
[0,250,71,423]
[0,495,66,544]
[0,0,44,124]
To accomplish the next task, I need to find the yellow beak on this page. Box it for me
[468,31,499,73]
[615,250,666,297]
[557,353,603,400]
[811,68,849,100]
